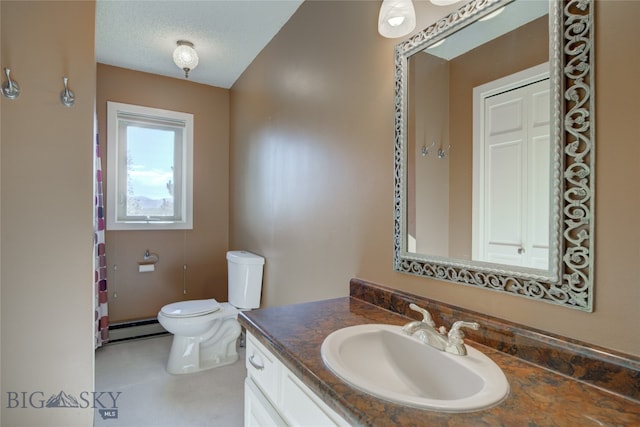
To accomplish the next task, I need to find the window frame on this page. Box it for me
[106,101,194,230]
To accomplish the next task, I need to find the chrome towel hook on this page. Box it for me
[60,76,75,107]
[1,68,21,100]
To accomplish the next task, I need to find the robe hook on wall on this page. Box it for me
[60,76,75,107]
[1,67,21,100]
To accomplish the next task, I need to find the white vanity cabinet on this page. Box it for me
[244,332,350,427]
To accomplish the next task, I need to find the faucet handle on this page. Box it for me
[447,321,479,341]
[408,303,436,328]
[446,321,480,356]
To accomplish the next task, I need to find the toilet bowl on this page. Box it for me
[158,299,241,374]
[157,251,265,374]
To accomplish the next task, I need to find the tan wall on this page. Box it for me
[1,2,95,426]
[230,0,399,307]
[97,64,230,323]
[230,0,640,357]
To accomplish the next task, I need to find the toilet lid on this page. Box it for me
[161,299,222,318]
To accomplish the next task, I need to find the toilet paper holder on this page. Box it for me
[138,249,160,272]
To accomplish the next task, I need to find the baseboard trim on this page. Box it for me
[108,318,168,343]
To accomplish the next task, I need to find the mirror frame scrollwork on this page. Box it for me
[393,0,595,311]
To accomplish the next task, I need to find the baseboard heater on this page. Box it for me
[108,318,168,343]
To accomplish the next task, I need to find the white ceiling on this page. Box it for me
[95,0,304,89]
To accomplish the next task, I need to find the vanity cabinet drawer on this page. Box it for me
[246,333,279,399]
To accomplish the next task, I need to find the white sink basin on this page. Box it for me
[321,323,509,412]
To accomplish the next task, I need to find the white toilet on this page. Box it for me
[157,250,265,374]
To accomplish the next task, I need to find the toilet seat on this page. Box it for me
[161,299,221,318]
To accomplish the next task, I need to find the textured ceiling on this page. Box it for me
[96,0,304,89]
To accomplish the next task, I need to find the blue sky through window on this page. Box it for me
[126,126,175,201]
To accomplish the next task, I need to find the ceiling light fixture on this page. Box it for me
[378,0,416,38]
[173,40,199,78]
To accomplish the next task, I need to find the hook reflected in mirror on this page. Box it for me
[421,141,435,157]
[420,142,450,159]
[437,145,450,159]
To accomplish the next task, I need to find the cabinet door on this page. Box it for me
[245,377,287,427]
[244,332,349,427]
[279,371,349,427]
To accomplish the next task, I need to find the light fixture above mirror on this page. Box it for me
[393,0,595,311]
[378,0,416,38]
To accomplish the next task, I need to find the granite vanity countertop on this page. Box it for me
[239,296,640,427]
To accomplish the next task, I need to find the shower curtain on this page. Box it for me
[95,132,109,348]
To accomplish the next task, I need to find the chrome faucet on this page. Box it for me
[402,303,479,356]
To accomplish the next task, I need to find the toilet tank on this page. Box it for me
[227,251,265,309]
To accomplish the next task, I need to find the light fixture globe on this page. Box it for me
[378,0,416,38]
[173,40,199,78]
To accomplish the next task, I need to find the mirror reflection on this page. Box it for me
[406,0,551,270]
[394,0,595,311]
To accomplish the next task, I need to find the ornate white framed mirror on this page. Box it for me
[393,0,594,311]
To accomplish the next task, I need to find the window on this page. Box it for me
[106,102,193,230]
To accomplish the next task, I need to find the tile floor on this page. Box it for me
[94,335,246,427]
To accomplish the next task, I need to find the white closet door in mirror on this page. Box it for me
[474,76,550,269]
